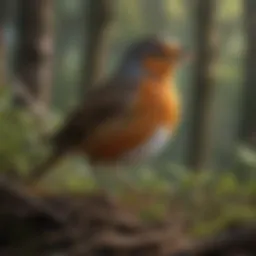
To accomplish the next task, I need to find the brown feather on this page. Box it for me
[28,77,139,183]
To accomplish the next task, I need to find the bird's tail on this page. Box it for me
[27,151,63,184]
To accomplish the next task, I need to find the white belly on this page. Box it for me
[120,126,172,164]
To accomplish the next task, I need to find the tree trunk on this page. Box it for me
[0,0,13,87]
[14,0,53,110]
[80,0,113,95]
[187,0,218,171]
[240,0,256,149]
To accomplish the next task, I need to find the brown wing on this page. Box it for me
[51,77,139,153]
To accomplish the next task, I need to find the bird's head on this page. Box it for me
[119,36,186,79]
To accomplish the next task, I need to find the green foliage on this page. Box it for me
[0,86,95,186]
[178,171,255,236]
[115,166,256,236]
[0,87,59,176]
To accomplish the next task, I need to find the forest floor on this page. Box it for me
[0,176,255,256]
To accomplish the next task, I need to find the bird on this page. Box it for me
[27,35,185,190]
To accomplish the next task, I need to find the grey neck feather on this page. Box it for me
[117,56,164,83]
[118,58,147,81]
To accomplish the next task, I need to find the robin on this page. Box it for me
[28,35,185,189]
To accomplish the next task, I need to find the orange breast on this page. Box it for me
[83,78,180,163]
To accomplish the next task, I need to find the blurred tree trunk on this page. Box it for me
[138,0,168,34]
[14,0,53,110]
[0,0,13,87]
[80,0,113,96]
[240,0,256,149]
[187,0,217,171]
